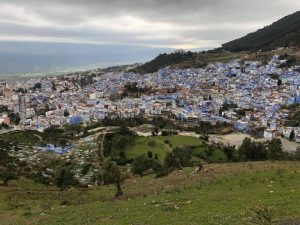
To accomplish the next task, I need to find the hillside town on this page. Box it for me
[0,54,300,145]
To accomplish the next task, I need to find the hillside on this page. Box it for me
[222,11,300,52]
[131,12,300,74]
[130,51,245,74]
[0,161,299,225]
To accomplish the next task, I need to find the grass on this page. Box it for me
[0,161,299,225]
[125,136,170,160]
[191,146,228,162]
[125,135,203,160]
[155,135,202,148]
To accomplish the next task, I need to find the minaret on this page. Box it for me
[18,94,26,123]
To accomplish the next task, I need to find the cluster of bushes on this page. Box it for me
[131,147,194,178]
[103,126,137,165]
[161,130,178,136]
[0,163,18,186]
[42,124,85,146]
[238,138,286,161]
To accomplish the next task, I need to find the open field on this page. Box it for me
[210,133,300,152]
[0,161,299,225]
[125,135,203,160]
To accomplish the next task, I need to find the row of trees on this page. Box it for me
[54,160,124,197]
[238,138,285,161]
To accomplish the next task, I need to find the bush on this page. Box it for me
[147,151,153,158]
[148,139,156,147]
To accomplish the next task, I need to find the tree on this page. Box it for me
[154,152,177,178]
[251,142,269,161]
[118,125,133,136]
[55,166,78,191]
[52,82,57,91]
[277,79,282,86]
[132,154,147,177]
[0,164,17,186]
[268,138,284,160]
[101,160,123,197]
[9,112,21,125]
[131,154,157,177]
[289,129,295,141]
[223,146,238,162]
[173,147,193,167]
[64,109,70,117]
[152,127,159,136]
[163,152,179,169]
[238,137,252,161]
[147,151,153,158]
[33,82,42,90]
[238,138,268,161]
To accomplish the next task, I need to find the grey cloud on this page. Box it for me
[0,0,299,48]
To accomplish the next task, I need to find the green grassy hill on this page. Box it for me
[222,11,300,52]
[126,135,203,160]
[0,161,299,225]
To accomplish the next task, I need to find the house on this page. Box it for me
[0,113,10,125]
[264,129,276,139]
[235,120,250,132]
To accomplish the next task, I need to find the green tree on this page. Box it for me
[33,82,42,90]
[55,166,78,191]
[152,127,159,136]
[132,154,147,177]
[0,163,18,186]
[147,151,153,158]
[164,152,179,169]
[277,79,282,86]
[238,137,252,161]
[173,147,193,167]
[118,125,134,136]
[131,154,158,177]
[52,82,57,91]
[101,160,124,197]
[238,138,268,161]
[289,130,295,141]
[268,138,284,160]
[64,109,70,117]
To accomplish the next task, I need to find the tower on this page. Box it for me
[18,94,26,123]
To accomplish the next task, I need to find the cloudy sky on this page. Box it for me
[0,0,299,49]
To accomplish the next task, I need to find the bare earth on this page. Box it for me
[209,132,300,152]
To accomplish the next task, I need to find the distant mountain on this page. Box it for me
[222,11,300,52]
